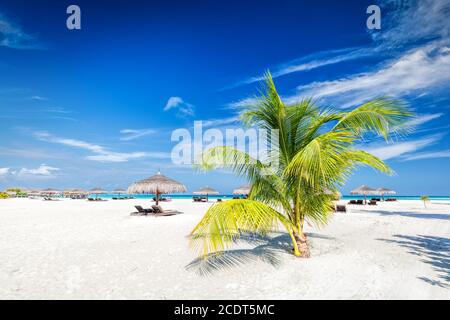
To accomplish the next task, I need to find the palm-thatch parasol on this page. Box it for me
[90,187,107,199]
[113,188,127,198]
[350,185,377,204]
[41,188,61,197]
[376,187,396,201]
[127,171,187,205]
[193,186,219,202]
[233,185,251,195]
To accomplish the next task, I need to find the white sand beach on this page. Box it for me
[0,198,448,299]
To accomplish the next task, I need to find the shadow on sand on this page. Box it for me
[186,232,332,276]
[378,235,450,289]
[372,210,450,220]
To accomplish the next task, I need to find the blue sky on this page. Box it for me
[0,0,449,195]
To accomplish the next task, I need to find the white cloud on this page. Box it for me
[374,0,450,46]
[229,0,450,108]
[34,131,169,163]
[202,116,240,128]
[290,42,450,108]
[402,150,450,161]
[227,47,374,89]
[164,96,195,117]
[17,164,59,177]
[119,129,155,141]
[405,113,443,127]
[86,151,169,163]
[0,167,9,176]
[0,14,43,50]
[31,95,47,101]
[363,135,441,160]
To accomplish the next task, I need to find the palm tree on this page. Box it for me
[420,195,430,208]
[191,72,413,258]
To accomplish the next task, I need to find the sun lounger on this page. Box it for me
[151,205,181,216]
[335,205,347,213]
[131,205,154,216]
[356,200,364,205]
[348,200,357,204]
[217,199,222,202]
[368,200,377,205]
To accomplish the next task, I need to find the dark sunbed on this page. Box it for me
[335,205,347,213]
[368,200,377,205]
[151,205,182,216]
[131,205,154,216]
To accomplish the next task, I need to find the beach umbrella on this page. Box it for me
[41,188,61,196]
[127,171,187,205]
[90,187,107,199]
[325,188,342,200]
[233,185,251,195]
[113,188,127,198]
[193,186,219,202]
[350,185,377,204]
[376,187,396,201]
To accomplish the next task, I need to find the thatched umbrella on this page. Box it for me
[127,171,187,205]
[376,187,396,201]
[113,188,127,198]
[233,185,251,195]
[90,187,107,199]
[351,185,377,204]
[41,188,61,197]
[193,186,219,202]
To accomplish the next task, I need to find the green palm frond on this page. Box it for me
[190,199,293,256]
[333,98,412,140]
[284,130,356,188]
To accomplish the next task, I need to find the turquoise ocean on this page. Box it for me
[89,194,450,201]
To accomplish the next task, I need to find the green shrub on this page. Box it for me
[0,192,10,199]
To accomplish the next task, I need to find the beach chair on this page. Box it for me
[356,200,364,205]
[368,200,377,205]
[217,199,222,202]
[132,205,154,215]
[151,205,181,216]
[348,200,356,204]
[335,205,347,213]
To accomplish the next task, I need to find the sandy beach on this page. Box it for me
[0,198,448,300]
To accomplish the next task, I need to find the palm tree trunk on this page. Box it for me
[293,229,310,258]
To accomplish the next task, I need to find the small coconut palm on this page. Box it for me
[420,195,430,208]
[190,72,412,258]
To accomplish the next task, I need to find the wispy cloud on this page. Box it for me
[17,164,59,177]
[402,150,450,161]
[229,0,450,107]
[226,47,374,89]
[120,129,155,141]
[0,167,9,176]
[31,95,47,101]
[0,14,44,50]
[202,116,240,128]
[405,113,443,127]
[363,135,442,161]
[373,0,450,47]
[164,96,195,117]
[286,42,450,108]
[34,131,169,163]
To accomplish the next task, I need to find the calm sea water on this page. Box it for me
[89,194,450,201]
